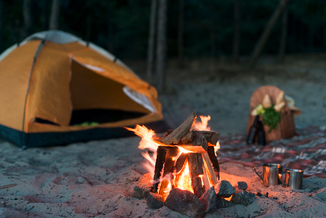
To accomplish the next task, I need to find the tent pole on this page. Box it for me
[21,38,46,147]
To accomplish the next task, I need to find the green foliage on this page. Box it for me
[262,106,281,132]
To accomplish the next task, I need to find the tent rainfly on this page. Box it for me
[0,30,167,148]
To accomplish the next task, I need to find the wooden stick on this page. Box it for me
[175,153,187,173]
[163,147,179,177]
[202,152,218,186]
[153,146,167,192]
[162,111,197,145]
[207,146,220,180]
[188,153,205,197]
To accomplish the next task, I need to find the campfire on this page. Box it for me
[127,111,256,217]
[128,111,220,199]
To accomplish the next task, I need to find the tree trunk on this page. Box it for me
[232,0,240,63]
[147,0,157,83]
[178,0,184,68]
[156,0,167,93]
[278,5,288,64]
[49,0,60,30]
[22,0,33,39]
[107,2,114,52]
[248,0,290,69]
[0,0,3,52]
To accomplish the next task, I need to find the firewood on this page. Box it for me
[202,152,218,186]
[162,111,197,145]
[208,132,220,145]
[188,153,205,197]
[192,131,220,146]
[164,129,174,137]
[163,147,179,177]
[175,153,187,173]
[207,146,220,180]
[181,131,193,144]
[178,146,205,153]
[153,146,167,193]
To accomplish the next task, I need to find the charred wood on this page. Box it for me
[162,111,197,145]
[176,153,187,173]
[163,147,179,177]
[207,146,220,180]
[153,146,167,192]
[188,153,205,197]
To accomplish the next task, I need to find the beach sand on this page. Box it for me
[0,56,326,217]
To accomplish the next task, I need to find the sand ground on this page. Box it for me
[0,55,326,217]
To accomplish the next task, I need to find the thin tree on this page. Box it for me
[178,0,184,68]
[147,0,157,82]
[248,0,290,69]
[232,0,240,63]
[156,0,167,92]
[278,5,288,63]
[49,0,60,30]
[22,0,33,39]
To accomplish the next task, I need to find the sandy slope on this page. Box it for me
[0,57,326,217]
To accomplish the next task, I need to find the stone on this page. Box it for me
[237,181,248,190]
[216,197,234,208]
[147,192,164,209]
[231,191,255,206]
[165,188,205,218]
[199,186,218,213]
[215,180,235,197]
[133,173,152,198]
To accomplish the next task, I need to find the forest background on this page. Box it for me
[1,0,326,91]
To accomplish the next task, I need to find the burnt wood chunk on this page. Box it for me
[191,131,220,146]
[188,153,204,175]
[201,136,208,150]
[188,153,205,197]
[176,153,187,173]
[163,147,179,177]
[153,146,167,192]
[207,146,220,180]
[202,152,218,186]
[162,111,197,145]
[209,132,220,145]
[164,129,174,137]
[181,131,193,144]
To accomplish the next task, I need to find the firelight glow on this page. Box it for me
[127,115,221,197]
[192,115,211,131]
[174,160,194,193]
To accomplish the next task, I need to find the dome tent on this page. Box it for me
[0,30,167,148]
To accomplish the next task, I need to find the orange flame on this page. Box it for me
[126,125,164,174]
[192,115,211,131]
[174,159,194,193]
[214,141,220,153]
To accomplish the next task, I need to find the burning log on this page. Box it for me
[162,147,179,177]
[162,111,197,145]
[188,153,205,197]
[207,146,220,180]
[153,146,167,193]
[202,152,218,186]
[176,153,187,173]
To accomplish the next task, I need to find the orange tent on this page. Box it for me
[0,30,167,148]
